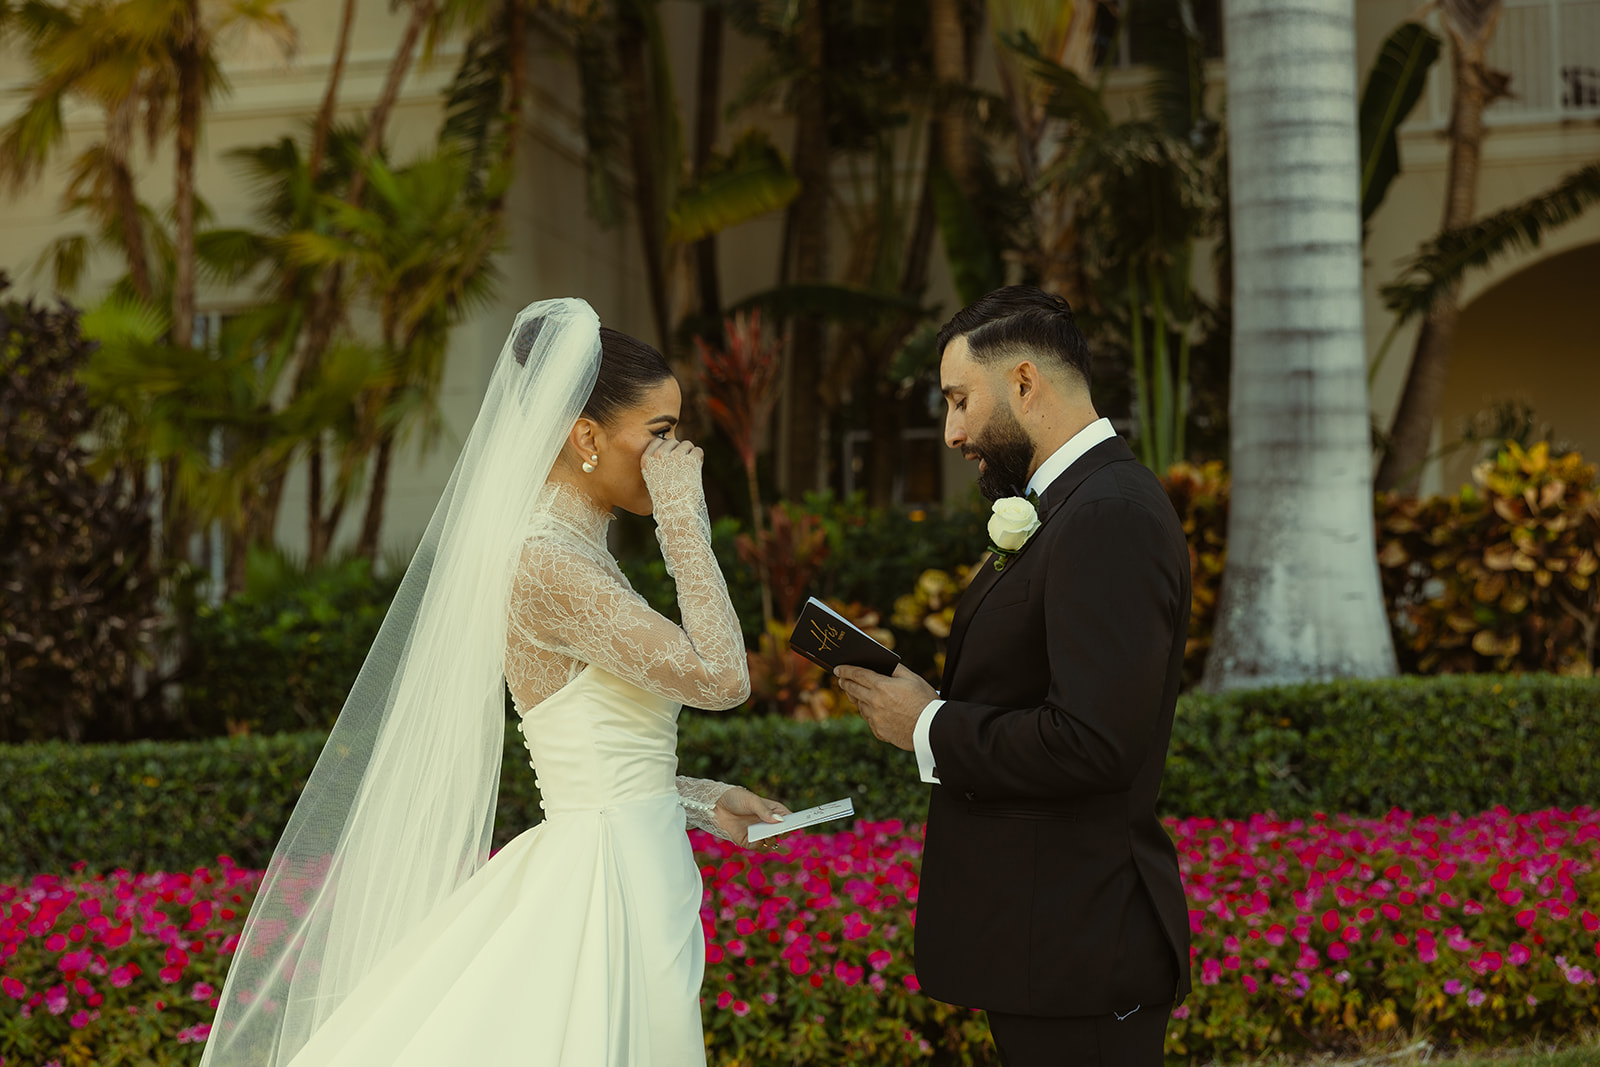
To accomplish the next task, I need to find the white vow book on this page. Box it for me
[746,797,856,842]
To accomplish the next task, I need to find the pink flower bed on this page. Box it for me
[3,808,1598,1064]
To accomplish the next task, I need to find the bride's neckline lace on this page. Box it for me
[540,480,614,548]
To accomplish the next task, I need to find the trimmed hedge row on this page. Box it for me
[3,674,1597,875]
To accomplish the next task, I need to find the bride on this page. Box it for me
[200,299,788,1067]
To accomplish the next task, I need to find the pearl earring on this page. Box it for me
[582,454,598,474]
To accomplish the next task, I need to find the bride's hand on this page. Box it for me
[641,437,704,478]
[713,787,792,850]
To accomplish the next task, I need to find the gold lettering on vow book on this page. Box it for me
[810,619,844,654]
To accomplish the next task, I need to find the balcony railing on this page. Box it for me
[1424,0,1600,125]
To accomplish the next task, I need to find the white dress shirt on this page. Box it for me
[912,417,1117,784]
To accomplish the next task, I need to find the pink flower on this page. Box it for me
[45,986,68,1015]
[867,949,892,972]
[842,913,873,941]
[108,964,138,988]
[175,1023,212,1044]
[1172,1005,1190,1020]
[1467,988,1486,1007]
[57,950,92,975]
[191,982,215,1001]
[44,934,66,953]
[1509,943,1532,966]
[732,1000,749,1016]
[69,1009,95,1030]
[902,974,921,994]
[1241,975,1259,993]
[716,991,732,1010]
[1328,942,1350,961]
[1,977,25,1000]
[788,956,811,976]
[1444,979,1464,995]
[1200,958,1222,986]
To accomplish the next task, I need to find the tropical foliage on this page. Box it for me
[0,280,170,744]
[1379,442,1600,676]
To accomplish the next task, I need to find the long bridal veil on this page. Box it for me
[200,299,602,1067]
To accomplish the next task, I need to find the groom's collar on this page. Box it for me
[1025,417,1117,499]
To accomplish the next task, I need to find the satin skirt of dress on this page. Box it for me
[284,792,707,1067]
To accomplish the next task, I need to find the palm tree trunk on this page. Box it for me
[171,0,201,354]
[617,7,672,348]
[692,4,724,322]
[1375,17,1505,493]
[783,0,830,496]
[356,432,396,561]
[308,0,359,181]
[1203,0,1396,691]
[105,101,155,303]
[295,0,435,554]
[929,0,976,199]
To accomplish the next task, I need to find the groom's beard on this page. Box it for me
[967,404,1036,502]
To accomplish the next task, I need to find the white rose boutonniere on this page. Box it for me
[985,492,1042,571]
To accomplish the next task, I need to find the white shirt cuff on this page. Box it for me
[913,700,943,785]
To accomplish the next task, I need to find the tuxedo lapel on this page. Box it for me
[939,435,1136,697]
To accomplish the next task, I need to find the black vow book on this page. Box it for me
[789,597,901,675]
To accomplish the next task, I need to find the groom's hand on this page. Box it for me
[834,664,936,751]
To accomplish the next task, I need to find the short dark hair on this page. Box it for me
[934,285,1092,388]
[513,319,674,424]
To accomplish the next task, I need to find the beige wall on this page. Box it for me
[5,0,1597,567]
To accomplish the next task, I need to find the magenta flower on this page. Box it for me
[1467,988,1487,1007]
[44,985,68,1015]
[1444,979,1464,995]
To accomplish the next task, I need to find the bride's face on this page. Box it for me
[593,376,684,516]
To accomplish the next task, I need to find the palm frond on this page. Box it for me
[196,227,272,285]
[0,92,66,190]
[31,232,91,293]
[1359,21,1441,223]
[1381,162,1600,324]
[668,130,800,243]
[1003,30,1111,134]
[440,16,510,195]
[1130,0,1212,146]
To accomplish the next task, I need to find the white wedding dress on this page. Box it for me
[285,471,750,1067]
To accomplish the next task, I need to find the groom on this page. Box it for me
[837,286,1192,1066]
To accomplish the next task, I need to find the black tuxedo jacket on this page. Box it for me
[914,435,1192,1017]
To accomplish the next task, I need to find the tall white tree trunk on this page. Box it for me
[1203,0,1397,691]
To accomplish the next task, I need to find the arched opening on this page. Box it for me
[1436,241,1600,493]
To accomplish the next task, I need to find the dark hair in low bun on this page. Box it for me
[511,318,674,425]
[586,328,674,424]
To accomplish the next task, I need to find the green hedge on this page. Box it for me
[3,674,1597,875]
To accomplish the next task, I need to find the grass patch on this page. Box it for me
[1234,1033,1600,1066]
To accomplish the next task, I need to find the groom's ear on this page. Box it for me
[1012,360,1042,410]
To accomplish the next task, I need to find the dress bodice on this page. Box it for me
[515,666,682,814]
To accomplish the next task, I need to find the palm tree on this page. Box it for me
[1202,0,1396,690]
[1,0,294,558]
[285,148,504,560]
[1374,0,1509,493]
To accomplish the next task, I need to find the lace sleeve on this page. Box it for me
[676,775,736,838]
[509,459,749,709]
